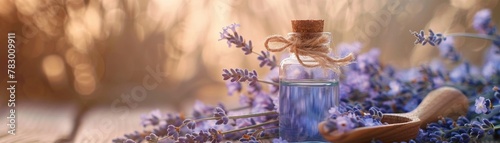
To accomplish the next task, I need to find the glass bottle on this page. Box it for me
[279,32,339,142]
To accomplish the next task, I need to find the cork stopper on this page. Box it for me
[291,20,324,33]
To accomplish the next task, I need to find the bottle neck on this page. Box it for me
[287,50,333,61]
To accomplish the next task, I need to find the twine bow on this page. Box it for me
[264,34,355,73]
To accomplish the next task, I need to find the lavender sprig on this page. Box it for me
[114,106,279,143]
[222,68,258,85]
[324,103,386,133]
[410,29,498,47]
[410,29,446,46]
[475,96,493,114]
[214,107,229,125]
[222,68,278,86]
[257,51,277,70]
[219,23,278,69]
[219,23,252,55]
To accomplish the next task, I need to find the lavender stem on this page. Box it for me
[257,79,279,86]
[194,111,278,122]
[228,106,252,111]
[446,33,497,41]
[221,120,279,134]
[482,106,500,119]
[252,51,263,56]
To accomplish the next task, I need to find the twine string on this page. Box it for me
[264,34,355,72]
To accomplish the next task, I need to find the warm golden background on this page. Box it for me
[0,0,499,111]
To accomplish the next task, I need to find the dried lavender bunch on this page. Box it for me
[113,102,280,143]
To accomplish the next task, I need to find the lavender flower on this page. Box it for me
[494,86,500,99]
[328,106,342,117]
[449,62,480,82]
[482,60,500,79]
[362,117,378,127]
[324,103,384,134]
[140,109,163,127]
[251,94,277,122]
[177,133,195,143]
[473,9,493,34]
[226,81,242,96]
[183,119,196,130]
[337,42,363,57]
[257,50,277,69]
[494,35,500,47]
[437,37,460,62]
[483,45,500,78]
[247,82,262,95]
[266,68,280,94]
[475,96,492,114]
[208,128,224,142]
[335,116,354,133]
[222,68,258,85]
[123,131,142,142]
[411,29,446,46]
[238,133,258,142]
[145,133,158,142]
[219,23,252,55]
[368,107,383,119]
[214,107,229,125]
[239,93,253,106]
[354,48,380,74]
[194,130,210,142]
[152,124,169,137]
[219,23,277,69]
[167,125,179,140]
[413,116,495,142]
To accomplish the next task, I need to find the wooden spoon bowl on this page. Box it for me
[318,87,469,143]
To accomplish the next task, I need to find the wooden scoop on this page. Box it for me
[318,87,469,143]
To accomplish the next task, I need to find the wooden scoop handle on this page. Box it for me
[408,87,469,128]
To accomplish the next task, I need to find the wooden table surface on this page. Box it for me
[0,102,157,143]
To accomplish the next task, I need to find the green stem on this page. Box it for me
[194,111,278,122]
[494,124,500,130]
[257,79,279,86]
[446,33,497,41]
[222,120,279,134]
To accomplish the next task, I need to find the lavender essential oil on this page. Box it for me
[279,79,339,142]
[276,20,340,142]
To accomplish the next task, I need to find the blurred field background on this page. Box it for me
[0,0,499,113]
